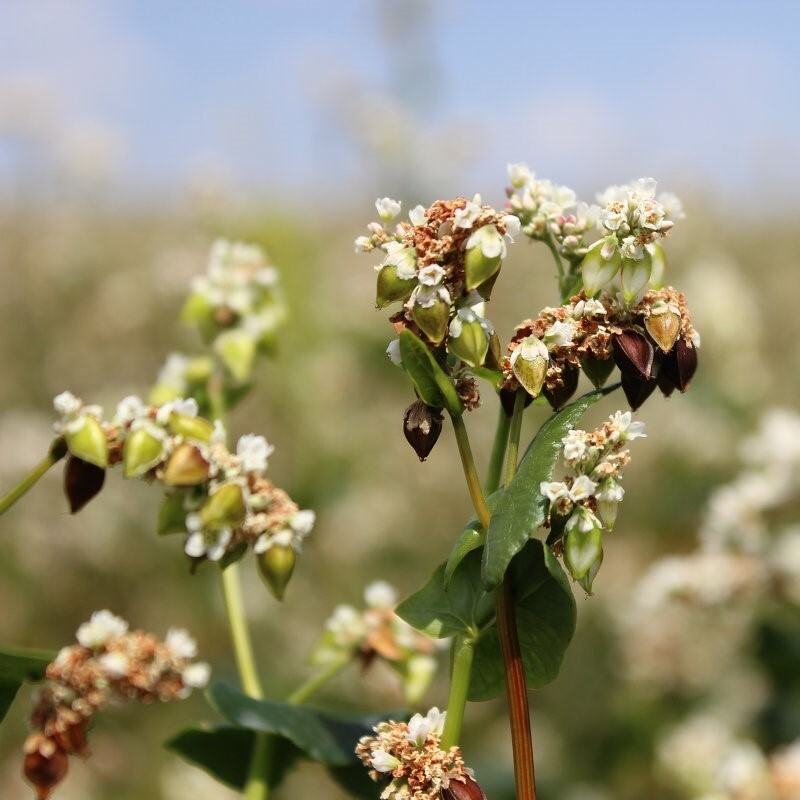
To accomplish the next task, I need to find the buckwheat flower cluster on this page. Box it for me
[22,611,209,800]
[502,287,700,411]
[506,163,599,260]
[51,391,314,597]
[541,411,646,592]
[358,194,518,367]
[311,581,438,704]
[356,708,485,800]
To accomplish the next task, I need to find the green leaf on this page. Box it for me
[0,645,55,723]
[207,682,396,767]
[471,367,503,387]
[482,389,606,590]
[166,725,300,790]
[399,330,463,417]
[469,540,576,701]
[396,549,494,639]
[443,490,503,586]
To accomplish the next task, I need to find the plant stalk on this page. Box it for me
[484,404,511,495]
[0,439,66,517]
[287,656,350,706]
[451,414,491,531]
[441,635,476,750]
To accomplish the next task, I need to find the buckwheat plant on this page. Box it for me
[0,239,438,799]
[355,171,698,800]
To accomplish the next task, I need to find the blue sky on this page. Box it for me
[2,0,799,207]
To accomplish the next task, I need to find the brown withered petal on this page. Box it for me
[660,337,698,392]
[580,352,615,389]
[499,387,534,417]
[612,330,654,380]
[23,747,69,800]
[621,372,658,410]
[544,363,580,410]
[63,456,106,514]
[403,401,444,461]
[442,776,488,800]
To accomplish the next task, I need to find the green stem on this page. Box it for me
[484,404,511,495]
[441,635,476,750]
[450,414,491,531]
[0,439,66,517]
[546,234,569,303]
[495,391,537,800]
[287,656,350,705]
[220,562,271,800]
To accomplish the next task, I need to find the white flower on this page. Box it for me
[596,479,625,503]
[354,235,372,253]
[454,194,483,229]
[466,223,506,259]
[383,242,418,280]
[599,207,625,233]
[512,336,548,365]
[236,433,274,474]
[386,339,402,366]
[409,205,427,227]
[54,391,82,417]
[165,628,198,660]
[290,509,316,539]
[376,197,402,222]
[540,481,569,502]
[371,749,401,773]
[629,177,657,201]
[507,162,533,189]
[184,514,232,561]
[115,395,147,425]
[562,429,588,462]
[658,191,684,220]
[543,320,576,348]
[76,610,129,649]
[608,411,646,442]
[364,581,397,610]
[99,651,130,678]
[569,475,598,502]
[566,506,601,534]
[156,397,199,425]
[326,604,366,647]
[157,353,190,393]
[211,419,227,445]
[417,264,446,287]
[502,214,521,240]
[406,707,446,747]
[182,662,211,689]
[620,235,644,260]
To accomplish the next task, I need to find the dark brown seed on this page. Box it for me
[63,456,106,514]
[442,777,488,800]
[581,352,615,388]
[499,387,534,417]
[661,337,698,392]
[403,401,444,461]
[656,368,677,397]
[612,330,654,380]
[544,363,579,410]
[23,746,69,800]
[621,372,658,410]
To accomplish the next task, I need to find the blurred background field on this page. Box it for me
[2,2,800,799]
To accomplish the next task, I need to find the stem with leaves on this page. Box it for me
[0,439,67,517]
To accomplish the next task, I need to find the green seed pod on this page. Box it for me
[464,224,504,291]
[168,414,215,443]
[123,426,166,478]
[162,443,211,486]
[620,251,653,303]
[200,483,246,530]
[64,415,108,469]
[376,264,417,308]
[411,294,449,344]
[577,548,603,595]
[580,246,621,296]
[580,352,615,388]
[447,310,489,368]
[510,336,549,398]
[564,518,603,581]
[256,544,296,600]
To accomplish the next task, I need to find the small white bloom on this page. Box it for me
[566,506,601,534]
[115,395,147,425]
[562,429,588,462]
[290,509,316,537]
[157,353,190,393]
[512,336,548,365]
[507,163,533,189]
[76,610,129,650]
[466,224,506,259]
[454,194,482,229]
[569,475,598,502]
[165,628,198,660]
[620,235,644,260]
[540,481,569,503]
[383,242,418,280]
[417,264,446,287]
[184,514,232,562]
[354,235,372,253]
[409,205,427,227]
[211,419,228,445]
[99,651,130,678]
[502,214,521,240]
[543,320,576,348]
[608,411,646,441]
[386,339,402,366]
[364,581,397,610]
[237,433,274,474]
[406,707,447,747]
[53,391,82,417]
[182,662,211,689]
[372,749,401,773]
[376,197,402,222]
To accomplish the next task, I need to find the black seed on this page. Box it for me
[64,456,106,513]
[544,363,579,410]
[403,401,443,461]
[621,372,658,410]
[613,330,654,380]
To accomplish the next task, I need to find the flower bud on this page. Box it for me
[621,372,657,410]
[123,427,166,478]
[403,401,443,461]
[64,415,108,469]
[596,478,624,529]
[162,443,211,486]
[200,483,246,530]
[564,513,603,581]
[510,336,549,398]
[23,743,69,800]
[256,544,296,600]
[464,224,504,291]
[580,352,615,388]
[411,295,450,344]
[215,329,256,383]
[376,264,417,308]
[660,337,698,392]
[168,414,215,443]
[447,310,489,368]
[620,251,653,303]
[580,246,621,296]
[645,303,681,353]
[612,330,654,380]
[63,456,105,514]
[442,777,488,800]
[543,363,579,410]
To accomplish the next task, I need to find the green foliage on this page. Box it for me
[0,645,54,723]
[398,330,463,417]
[482,390,606,590]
